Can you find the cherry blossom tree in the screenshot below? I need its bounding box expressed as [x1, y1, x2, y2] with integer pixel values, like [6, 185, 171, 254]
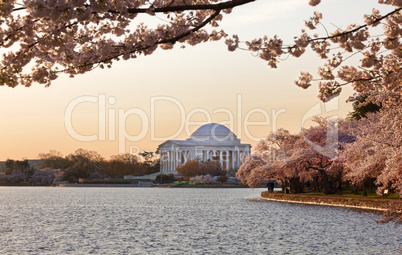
[227, 0, 402, 105]
[239, 112, 401, 221]
[190, 174, 218, 184]
[284, 118, 356, 194]
[342, 104, 402, 197]
[236, 128, 300, 190]
[0, 0, 253, 87]
[237, 120, 356, 194]
[377, 202, 402, 224]
[30, 168, 63, 185]
[1, 0, 400, 102]
[342, 104, 402, 223]
[6, 170, 27, 183]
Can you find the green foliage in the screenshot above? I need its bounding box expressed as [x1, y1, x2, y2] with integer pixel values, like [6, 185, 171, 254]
[348, 96, 381, 120]
[4, 159, 13, 175]
[139, 150, 154, 165]
[171, 181, 181, 187]
[138, 150, 160, 175]
[40, 156, 69, 170]
[101, 154, 148, 178]
[303, 186, 400, 199]
[146, 158, 160, 175]
[170, 180, 193, 187]
[39, 150, 68, 170]
[62, 149, 104, 179]
[4, 159, 34, 177]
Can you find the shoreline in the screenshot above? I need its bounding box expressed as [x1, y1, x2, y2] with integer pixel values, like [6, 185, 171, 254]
[0, 183, 249, 188]
[171, 184, 248, 188]
[261, 191, 401, 211]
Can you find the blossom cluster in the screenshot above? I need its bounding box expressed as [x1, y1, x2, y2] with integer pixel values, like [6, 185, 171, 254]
[343, 105, 402, 196]
[225, 1, 402, 104]
[0, 0, 251, 87]
[237, 106, 402, 222]
[239, 115, 399, 194]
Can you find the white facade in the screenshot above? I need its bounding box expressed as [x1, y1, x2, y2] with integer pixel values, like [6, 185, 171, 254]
[158, 123, 251, 174]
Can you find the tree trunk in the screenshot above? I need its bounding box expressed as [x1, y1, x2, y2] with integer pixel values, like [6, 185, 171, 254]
[370, 178, 374, 193]
[290, 177, 303, 194]
[313, 175, 320, 192]
[363, 179, 368, 196]
[353, 184, 359, 195]
[281, 179, 287, 193]
[317, 169, 333, 195]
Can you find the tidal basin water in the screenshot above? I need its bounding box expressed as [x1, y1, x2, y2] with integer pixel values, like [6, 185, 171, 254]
[0, 187, 401, 254]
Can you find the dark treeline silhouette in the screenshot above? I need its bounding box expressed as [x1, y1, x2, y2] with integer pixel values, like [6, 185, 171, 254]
[0, 149, 160, 185]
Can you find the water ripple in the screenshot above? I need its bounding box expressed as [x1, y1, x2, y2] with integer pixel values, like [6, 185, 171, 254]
[0, 187, 401, 254]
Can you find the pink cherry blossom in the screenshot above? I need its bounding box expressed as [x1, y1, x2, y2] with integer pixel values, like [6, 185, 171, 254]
[0, 0, 254, 87]
[309, 0, 321, 7]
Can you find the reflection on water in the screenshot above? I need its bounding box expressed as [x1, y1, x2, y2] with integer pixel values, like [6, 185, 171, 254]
[0, 187, 401, 254]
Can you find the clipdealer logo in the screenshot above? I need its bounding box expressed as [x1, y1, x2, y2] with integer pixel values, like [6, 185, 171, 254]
[64, 94, 288, 154]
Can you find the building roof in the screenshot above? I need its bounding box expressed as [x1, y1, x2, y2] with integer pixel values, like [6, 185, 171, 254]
[189, 123, 236, 141]
[159, 123, 250, 149]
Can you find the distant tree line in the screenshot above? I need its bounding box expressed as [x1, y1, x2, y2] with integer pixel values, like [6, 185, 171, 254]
[0, 159, 36, 184]
[0, 149, 160, 185]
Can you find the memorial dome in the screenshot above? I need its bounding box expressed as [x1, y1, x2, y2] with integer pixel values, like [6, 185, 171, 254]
[159, 122, 251, 173]
[190, 123, 236, 140]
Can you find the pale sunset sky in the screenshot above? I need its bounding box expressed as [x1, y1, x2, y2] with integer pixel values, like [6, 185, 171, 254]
[0, 0, 392, 160]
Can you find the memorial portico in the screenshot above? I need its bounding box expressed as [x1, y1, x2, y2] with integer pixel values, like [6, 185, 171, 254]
[158, 123, 251, 174]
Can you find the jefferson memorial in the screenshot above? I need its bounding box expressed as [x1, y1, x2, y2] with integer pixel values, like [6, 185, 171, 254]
[159, 123, 251, 174]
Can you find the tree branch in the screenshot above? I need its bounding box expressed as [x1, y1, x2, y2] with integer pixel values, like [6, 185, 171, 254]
[125, 0, 255, 14]
[61, 10, 222, 73]
[283, 7, 402, 52]
[311, 7, 402, 42]
[12, 0, 255, 13]
[359, 135, 402, 149]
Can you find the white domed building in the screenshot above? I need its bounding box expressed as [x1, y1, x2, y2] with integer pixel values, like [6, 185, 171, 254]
[158, 123, 251, 174]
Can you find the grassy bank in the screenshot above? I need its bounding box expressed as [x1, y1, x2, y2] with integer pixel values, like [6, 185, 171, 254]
[261, 191, 401, 211]
[302, 191, 400, 199]
[171, 183, 248, 188]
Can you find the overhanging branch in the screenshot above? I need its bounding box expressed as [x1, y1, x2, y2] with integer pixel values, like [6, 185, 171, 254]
[62, 10, 222, 73]
[12, 0, 255, 14]
[125, 0, 255, 14]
